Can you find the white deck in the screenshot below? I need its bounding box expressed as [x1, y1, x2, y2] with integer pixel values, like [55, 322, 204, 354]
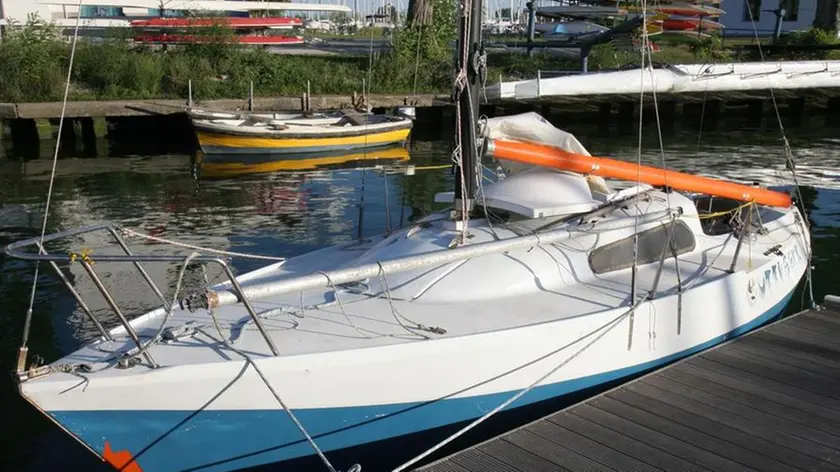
[54, 190, 797, 376]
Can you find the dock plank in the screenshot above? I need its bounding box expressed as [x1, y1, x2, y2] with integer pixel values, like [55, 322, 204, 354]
[526, 418, 660, 471]
[551, 411, 704, 471]
[503, 430, 613, 472]
[628, 381, 840, 469]
[476, 439, 567, 472]
[609, 389, 804, 472]
[418, 305, 840, 472]
[642, 375, 840, 460]
[742, 331, 840, 370]
[659, 366, 840, 436]
[573, 403, 750, 472]
[449, 448, 525, 472]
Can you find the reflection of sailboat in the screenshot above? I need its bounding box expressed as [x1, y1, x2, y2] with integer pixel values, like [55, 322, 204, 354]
[195, 144, 410, 177]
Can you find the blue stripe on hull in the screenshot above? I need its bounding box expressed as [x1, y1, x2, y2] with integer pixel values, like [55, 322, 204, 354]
[50, 292, 794, 472]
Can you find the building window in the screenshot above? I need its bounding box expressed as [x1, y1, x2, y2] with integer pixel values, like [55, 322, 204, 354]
[588, 221, 696, 275]
[782, 0, 799, 21]
[743, 0, 762, 21]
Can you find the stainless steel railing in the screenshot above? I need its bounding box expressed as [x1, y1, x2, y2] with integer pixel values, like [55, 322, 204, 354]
[6, 223, 280, 372]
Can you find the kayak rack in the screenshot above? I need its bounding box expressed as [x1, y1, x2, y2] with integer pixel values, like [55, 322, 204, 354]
[6, 223, 281, 378]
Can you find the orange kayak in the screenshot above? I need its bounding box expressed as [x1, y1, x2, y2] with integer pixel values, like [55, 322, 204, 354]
[488, 139, 793, 208]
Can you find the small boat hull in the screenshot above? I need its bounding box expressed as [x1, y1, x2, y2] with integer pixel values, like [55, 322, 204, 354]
[193, 116, 413, 155]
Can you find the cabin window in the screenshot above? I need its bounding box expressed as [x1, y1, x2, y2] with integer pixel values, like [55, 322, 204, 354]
[782, 0, 799, 21]
[588, 221, 695, 275]
[743, 0, 762, 21]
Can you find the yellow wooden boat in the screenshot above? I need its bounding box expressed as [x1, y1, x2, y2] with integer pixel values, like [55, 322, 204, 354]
[190, 110, 413, 155]
[195, 144, 410, 177]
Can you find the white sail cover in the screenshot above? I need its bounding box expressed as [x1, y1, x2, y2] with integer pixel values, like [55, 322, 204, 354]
[486, 112, 610, 197]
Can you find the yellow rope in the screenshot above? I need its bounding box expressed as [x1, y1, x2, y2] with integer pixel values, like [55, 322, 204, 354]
[68, 248, 94, 265]
[688, 201, 755, 220]
[411, 164, 452, 171]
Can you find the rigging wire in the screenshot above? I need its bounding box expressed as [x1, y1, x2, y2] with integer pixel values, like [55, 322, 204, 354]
[392, 296, 649, 472]
[117, 226, 286, 261]
[20, 0, 86, 354]
[629, 0, 649, 346]
[744, 1, 815, 308]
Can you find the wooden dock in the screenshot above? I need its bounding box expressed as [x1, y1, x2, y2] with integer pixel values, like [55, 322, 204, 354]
[418, 296, 840, 472]
[0, 94, 448, 120]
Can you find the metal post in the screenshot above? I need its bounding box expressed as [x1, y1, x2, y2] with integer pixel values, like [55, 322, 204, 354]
[773, 8, 786, 43]
[728, 224, 749, 273]
[527, 1, 536, 58]
[107, 228, 167, 305]
[188, 79, 193, 108]
[307, 80, 311, 111]
[79, 261, 157, 368]
[581, 47, 590, 73]
[216, 261, 281, 356]
[33, 242, 114, 341]
[383, 169, 391, 234]
[249, 81, 254, 112]
[48, 261, 113, 341]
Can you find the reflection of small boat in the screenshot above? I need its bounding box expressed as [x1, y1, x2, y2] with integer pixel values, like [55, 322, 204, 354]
[196, 145, 411, 177]
[190, 110, 414, 155]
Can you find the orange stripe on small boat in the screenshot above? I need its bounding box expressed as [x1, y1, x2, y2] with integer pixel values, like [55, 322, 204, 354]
[488, 139, 793, 208]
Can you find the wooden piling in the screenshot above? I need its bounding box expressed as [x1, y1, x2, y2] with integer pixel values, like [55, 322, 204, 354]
[35, 119, 53, 140]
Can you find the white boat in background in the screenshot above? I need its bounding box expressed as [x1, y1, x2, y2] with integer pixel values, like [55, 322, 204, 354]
[0, 0, 351, 30]
[486, 60, 840, 101]
[35, 0, 352, 13]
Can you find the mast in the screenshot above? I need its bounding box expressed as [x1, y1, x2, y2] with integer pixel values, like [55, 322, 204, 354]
[453, 0, 483, 214]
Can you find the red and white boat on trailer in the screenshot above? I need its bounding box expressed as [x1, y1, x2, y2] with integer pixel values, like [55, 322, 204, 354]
[130, 16, 305, 46]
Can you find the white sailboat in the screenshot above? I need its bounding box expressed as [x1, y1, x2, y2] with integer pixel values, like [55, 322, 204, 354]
[7, 0, 811, 471]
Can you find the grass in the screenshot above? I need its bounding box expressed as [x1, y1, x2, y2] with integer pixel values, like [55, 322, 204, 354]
[1, 17, 837, 103]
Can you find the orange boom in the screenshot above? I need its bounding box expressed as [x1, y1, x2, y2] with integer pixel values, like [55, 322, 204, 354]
[488, 139, 793, 208]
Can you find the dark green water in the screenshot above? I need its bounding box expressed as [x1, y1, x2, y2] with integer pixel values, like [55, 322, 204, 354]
[1, 113, 839, 471]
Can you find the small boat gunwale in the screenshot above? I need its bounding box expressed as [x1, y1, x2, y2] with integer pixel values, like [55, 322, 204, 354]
[193, 115, 412, 140]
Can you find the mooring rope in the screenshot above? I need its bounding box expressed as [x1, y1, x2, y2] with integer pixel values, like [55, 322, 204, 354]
[205, 309, 346, 472]
[391, 296, 649, 472]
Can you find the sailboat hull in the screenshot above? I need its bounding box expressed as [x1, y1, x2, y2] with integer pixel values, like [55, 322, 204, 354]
[24, 257, 804, 471]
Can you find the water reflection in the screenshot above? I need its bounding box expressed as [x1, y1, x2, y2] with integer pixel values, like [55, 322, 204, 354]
[1, 117, 839, 471]
[195, 144, 411, 178]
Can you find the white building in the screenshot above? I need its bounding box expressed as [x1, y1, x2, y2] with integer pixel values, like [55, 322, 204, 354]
[718, 0, 818, 37]
[0, 0, 352, 30]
